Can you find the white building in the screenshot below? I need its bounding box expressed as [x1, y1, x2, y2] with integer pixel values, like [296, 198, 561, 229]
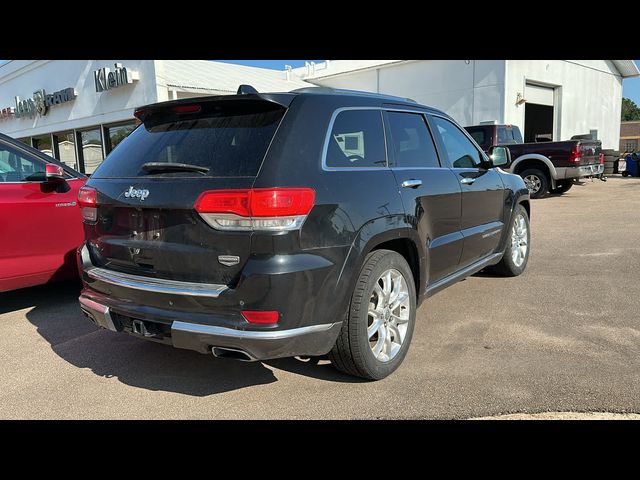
[0, 60, 311, 174]
[291, 60, 640, 149]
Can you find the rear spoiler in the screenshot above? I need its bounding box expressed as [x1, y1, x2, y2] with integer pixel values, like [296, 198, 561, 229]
[134, 88, 295, 121]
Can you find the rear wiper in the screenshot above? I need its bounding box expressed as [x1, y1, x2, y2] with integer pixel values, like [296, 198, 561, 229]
[141, 162, 209, 175]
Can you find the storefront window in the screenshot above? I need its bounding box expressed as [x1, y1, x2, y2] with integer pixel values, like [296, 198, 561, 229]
[105, 122, 137, 154]
[53, 131, 78, 171]
[79, 129, 104, 175]
[32, 134, 53, 157]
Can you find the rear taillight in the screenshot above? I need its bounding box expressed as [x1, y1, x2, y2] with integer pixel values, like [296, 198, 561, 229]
[78, 186, 98, 223]
[242, 310, 279, 324]
[599, 153, 605, 164]
[569, 145, 582, 164]
[195, 188, 315, 231]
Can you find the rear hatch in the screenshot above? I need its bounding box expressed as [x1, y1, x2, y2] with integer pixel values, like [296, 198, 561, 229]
[83, 96, 288, 286]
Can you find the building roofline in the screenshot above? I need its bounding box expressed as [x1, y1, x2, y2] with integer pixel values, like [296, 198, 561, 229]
[612, 60, 639, 78]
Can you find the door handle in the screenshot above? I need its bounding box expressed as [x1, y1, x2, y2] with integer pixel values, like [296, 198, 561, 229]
[401, 179, 422, 189]
[460, 177, 475, 185]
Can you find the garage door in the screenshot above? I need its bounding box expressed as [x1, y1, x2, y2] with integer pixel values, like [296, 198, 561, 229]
[525, 83, 554, 106]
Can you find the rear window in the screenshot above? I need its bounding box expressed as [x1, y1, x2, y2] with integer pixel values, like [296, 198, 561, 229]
[468, 129, 486, 148]
[92, 101, 285, 178]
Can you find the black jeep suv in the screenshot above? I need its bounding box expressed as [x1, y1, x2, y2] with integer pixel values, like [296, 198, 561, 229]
[77, 87, 530, 380]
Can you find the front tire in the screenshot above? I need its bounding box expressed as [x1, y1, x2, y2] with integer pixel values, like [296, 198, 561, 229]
[329, 249, 416, 380]
[520, 168, 549, 199]
[491, 204, 530, 277]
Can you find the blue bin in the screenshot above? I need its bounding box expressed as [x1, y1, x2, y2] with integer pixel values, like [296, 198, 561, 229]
[625, 154, 640, 177]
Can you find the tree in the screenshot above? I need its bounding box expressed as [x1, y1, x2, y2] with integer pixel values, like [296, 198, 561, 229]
[621, 97, 640, 121]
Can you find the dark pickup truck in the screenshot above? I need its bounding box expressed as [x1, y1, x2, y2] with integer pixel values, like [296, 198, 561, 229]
[464, 124, 603, 198]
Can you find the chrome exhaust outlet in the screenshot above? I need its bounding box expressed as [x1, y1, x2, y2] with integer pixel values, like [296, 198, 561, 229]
[211, 346, 257, 362]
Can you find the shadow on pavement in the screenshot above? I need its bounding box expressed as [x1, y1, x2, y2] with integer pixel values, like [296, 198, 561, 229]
[4, 281, 359, 396]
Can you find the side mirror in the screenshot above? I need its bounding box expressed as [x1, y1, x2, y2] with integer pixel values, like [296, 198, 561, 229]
[488, 145, 511, 167]
[45, 163, 65, 182]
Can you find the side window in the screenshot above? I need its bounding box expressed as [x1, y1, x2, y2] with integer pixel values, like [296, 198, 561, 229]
[0, 144, 46, 183]
[468, 129, 486, 148]
[385, 111, 440, 168]
[325, 110, 386, 168]
[429, 116, 484, 169]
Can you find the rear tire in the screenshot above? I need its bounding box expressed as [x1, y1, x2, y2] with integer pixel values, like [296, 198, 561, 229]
[520, 168, 549, 199]
[550, 180, 573, 194]
[329, 249, 416, 380]
[491, 204, 530, 277]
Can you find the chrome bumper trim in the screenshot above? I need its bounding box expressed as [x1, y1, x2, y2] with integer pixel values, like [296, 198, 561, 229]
[86, 266, 229, 298]
[171, 321, 337, 340]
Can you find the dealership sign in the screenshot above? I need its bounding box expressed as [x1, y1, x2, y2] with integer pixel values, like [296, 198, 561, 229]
[8, 87, 77, 119]
[94, 63, 139, 93]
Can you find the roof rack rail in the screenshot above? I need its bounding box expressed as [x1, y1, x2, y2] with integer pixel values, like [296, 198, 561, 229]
[291, 86, 417, 103]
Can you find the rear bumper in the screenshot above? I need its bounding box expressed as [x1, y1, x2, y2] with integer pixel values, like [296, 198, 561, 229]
[79, 292, 342, 360]
[556, 164, 604, 179]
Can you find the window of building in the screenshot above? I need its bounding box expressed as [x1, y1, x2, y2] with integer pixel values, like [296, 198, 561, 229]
[0, 143, 46, 182]
[78, 128, 104, 175]
[429, 116, 484, 169]
[325, 110, 386, 168]
[624, 139, 638, 152]
[53, 131, 78, 171]
[32, 134, 54, 157]
[104, 122, 138, 155]
[385, 111, 440, 168]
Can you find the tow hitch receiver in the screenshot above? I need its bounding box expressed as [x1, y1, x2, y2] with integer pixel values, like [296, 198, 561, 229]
[132, 319, 153, 337]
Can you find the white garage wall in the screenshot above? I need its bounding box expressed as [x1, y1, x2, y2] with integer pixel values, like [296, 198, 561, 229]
[504, 60, 623, 149]
[307, 60, 506, 127]
[0, 60, 160, 139]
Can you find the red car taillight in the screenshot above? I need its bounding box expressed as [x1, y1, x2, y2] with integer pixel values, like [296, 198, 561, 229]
[195, 188, 315, 231]
[599, 153, 605, 164]
[78, 186, 98, 223]
[569, 145, 582, 164]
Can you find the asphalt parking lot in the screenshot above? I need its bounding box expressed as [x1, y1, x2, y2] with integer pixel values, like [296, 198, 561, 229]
[1, 176, 639, 419]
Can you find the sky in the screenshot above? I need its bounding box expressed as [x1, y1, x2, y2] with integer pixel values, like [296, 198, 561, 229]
[215, 60, 323, 70]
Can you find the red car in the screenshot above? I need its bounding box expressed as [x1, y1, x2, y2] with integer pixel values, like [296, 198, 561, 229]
[0, 133, 87, 292]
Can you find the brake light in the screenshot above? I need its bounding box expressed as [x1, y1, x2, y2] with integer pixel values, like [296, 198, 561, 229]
[172, 104, 201, 114]
[242, 311, 279, 324]
[195, 188, 315, 231]
[569, 145, 582, 164]
[78, 186, 98, 223]
[599, 153, 604, 164]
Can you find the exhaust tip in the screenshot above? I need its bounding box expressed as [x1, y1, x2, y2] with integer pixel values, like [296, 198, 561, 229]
[211, 346, 256, 362]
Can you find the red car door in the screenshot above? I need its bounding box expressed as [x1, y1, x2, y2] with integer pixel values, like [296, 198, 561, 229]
[0, 141, 86, 292]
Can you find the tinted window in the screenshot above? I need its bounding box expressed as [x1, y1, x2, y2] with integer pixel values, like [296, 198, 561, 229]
[93, 102, 285, 178]
[0, 143, 46, 182]
[469, 129, 486, 147]
[385, 112, 440, 168]
[326, 110, 386, 168]
[430, 116, 484, 169]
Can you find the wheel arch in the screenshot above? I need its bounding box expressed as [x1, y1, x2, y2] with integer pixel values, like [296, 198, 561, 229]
[511, 154, 557, 180]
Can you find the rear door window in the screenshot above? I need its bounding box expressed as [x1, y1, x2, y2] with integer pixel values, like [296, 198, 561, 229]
[497, 126, 519, 144]
[92, 101, 286, 178]
[325, 110, 386, 168]
[385, 111, 440, 168]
